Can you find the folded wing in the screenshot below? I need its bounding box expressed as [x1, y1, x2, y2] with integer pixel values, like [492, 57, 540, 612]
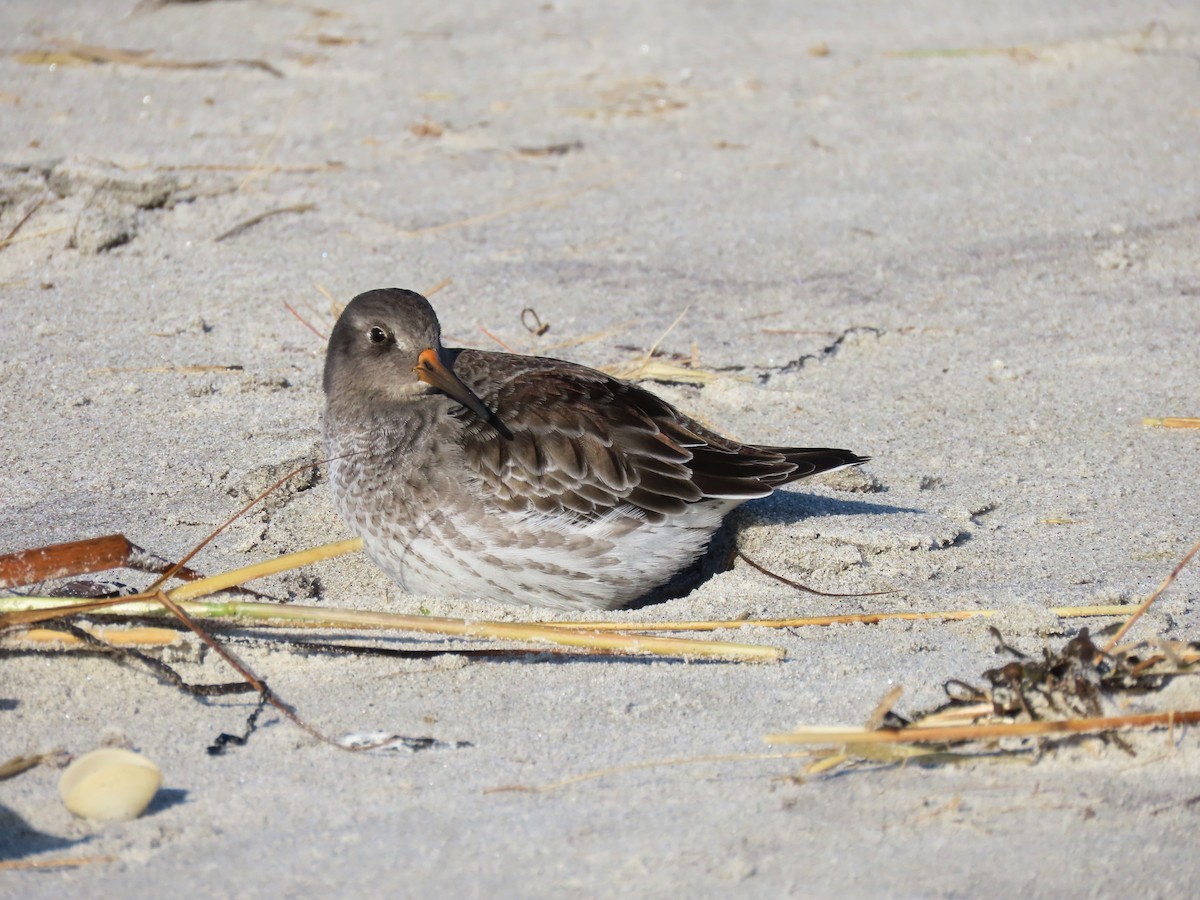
[449, 351, 865, 522]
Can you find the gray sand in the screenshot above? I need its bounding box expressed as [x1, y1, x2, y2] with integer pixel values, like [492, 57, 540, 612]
[2, 1, 1198, 895]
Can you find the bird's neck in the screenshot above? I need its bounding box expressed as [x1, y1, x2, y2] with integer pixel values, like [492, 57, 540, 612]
[323, 395, 449, 461]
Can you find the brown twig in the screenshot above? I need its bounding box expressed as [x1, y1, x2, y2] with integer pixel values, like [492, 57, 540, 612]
[1102, 534, 1200, 653]
[1, 199, 44, 247]
[148, 588, 333, 744]
[760, 328, 839, 337]
[144, 461, 327, 596]
[0, 225, 70, 251]
[29, 37, 285, 77]
[214, 203, 315, 242]
[0, 754, 47, 780]
[88, 365, 244, 375]
[737, 550, 895, 598]
[283, 300, 328, 341]
[521, 307, 550, 336]
[479, 325, 517, 352]
[153, 162, 342, 174]
[516, 141, 583, 157]
[3, 620, 253, 697]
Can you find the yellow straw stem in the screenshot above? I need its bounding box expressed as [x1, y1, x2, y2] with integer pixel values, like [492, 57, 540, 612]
[13, 626, 182, 647]
[165, 538, 364, 600]
[2, 596, 781, 662]
[764, 709, 1200, 745]
[545, 605, 1140, 632]
[1142, 417, 1200, 428]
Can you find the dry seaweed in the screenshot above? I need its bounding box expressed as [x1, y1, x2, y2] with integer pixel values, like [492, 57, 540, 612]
[765, 626, 1200, 766]
[15, 37, 284, 77]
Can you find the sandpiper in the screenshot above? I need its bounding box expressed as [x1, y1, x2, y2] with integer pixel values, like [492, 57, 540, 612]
[322, 288, 866, 610]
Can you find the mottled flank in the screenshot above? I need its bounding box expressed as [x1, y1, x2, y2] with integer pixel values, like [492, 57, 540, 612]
[322, 288, 866, 610]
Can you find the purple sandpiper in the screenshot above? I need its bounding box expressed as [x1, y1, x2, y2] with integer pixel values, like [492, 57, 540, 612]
[323, 288, 866, 610]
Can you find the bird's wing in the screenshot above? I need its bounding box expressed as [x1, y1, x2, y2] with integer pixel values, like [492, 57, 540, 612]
[448, 352, 803, 521]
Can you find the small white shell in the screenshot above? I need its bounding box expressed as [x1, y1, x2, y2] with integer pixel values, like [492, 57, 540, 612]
[59, 748, 163, 821]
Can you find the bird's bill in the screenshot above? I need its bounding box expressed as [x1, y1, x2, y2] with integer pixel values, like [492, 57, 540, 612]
[414, 348, 496, 424]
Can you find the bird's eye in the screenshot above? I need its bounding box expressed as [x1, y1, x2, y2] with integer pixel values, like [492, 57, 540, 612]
[368, 326, 390, 345]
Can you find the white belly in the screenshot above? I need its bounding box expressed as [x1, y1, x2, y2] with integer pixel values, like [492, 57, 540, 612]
[357, 499, 738, 611]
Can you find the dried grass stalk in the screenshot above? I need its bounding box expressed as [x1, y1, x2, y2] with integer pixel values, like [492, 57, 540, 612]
[764, 709, 1200, 746]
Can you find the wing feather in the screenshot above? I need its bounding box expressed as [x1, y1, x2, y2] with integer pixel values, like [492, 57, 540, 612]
[447, 350, 862, 522]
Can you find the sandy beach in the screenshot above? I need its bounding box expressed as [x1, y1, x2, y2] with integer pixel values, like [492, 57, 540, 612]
[2, 1, 1199, 895]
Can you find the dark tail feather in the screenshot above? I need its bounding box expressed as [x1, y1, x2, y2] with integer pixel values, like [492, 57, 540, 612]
[766, 447, 868, 485]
